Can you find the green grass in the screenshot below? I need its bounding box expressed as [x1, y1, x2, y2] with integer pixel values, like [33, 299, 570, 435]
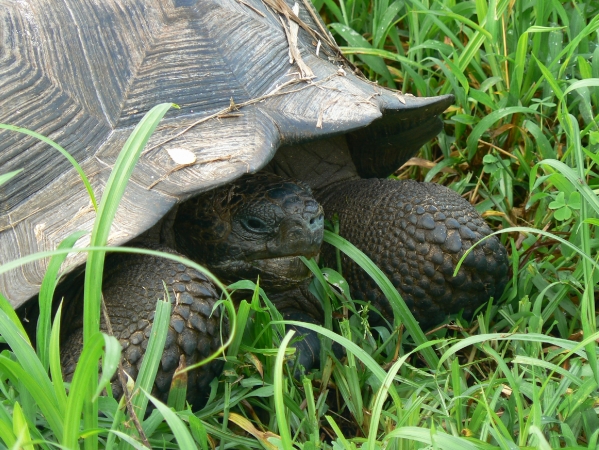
[1, 0, 599, 448]
[0, 105, 237, 449]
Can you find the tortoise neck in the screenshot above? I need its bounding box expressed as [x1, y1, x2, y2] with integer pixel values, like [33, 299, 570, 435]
[264, 135, 360, 194]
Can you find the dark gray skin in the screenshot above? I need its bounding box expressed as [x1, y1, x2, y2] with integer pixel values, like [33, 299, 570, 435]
[62, 165, 508, 408]
[318, 179, 506, 327]
[173, 173, 324, 295]
[60, 247, 225, 404]
[61, 173, 325, 405]
[266, 135, 508, 329]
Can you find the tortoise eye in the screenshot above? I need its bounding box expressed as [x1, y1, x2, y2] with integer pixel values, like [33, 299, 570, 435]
[242, 217, 270, 233]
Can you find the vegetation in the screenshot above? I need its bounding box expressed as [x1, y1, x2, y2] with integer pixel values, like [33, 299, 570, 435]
[1, 0, 599, 448]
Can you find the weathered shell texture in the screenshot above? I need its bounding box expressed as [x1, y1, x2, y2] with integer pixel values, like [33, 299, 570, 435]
[0, 0, 451, 309]
[60, 246, 224, 405]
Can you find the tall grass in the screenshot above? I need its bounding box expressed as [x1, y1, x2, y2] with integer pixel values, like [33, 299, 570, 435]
[0, 105, 236, 449]
[1, 0, 598, 448]
[307, 0, 599, 448]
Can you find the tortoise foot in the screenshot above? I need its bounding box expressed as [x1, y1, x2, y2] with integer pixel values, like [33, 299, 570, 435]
[61, 246, 226, 408]
[318, 178, 509, 329]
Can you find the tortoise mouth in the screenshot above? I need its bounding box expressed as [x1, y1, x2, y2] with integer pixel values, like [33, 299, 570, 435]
[211, 252, 319, 291]
[249, 253, 318, 280]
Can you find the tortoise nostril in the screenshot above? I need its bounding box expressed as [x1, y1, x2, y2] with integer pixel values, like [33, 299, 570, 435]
[308, 214, 324, 227]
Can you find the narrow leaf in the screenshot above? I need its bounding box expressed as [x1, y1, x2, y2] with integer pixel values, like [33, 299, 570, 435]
[0, 169, 23, 187]
[144, 390, 197, 449]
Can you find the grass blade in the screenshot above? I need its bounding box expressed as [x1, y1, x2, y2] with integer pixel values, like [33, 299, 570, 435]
[438, 331, 599, 367]
[81, 103, 173, 450]
[330, 23, 396, 87]
[278, 320, 403, 408]
[166, 365, 188, 412]
[0, 356, 62, 441]
[130, 298, 171, 417]
[323, 230, 439, 368]
[466, 106, 537, 159]
[107, 431, 150, 450]
[63, 333, 111, 449]
[385, 426, 485, 449]
[273, 330, 297, 449]
[12, 402, 34, 450]
[367, 339, 442, 450]
[0, 418, 17, 448]
[0, 293, 30, 344]
[0, 124, 97, 210]
[49, 303, 67, 414]
[0, 169, 23, 187]
[0, 301, 61, 438]
[144, 390, 196, 449]
[94, 334, 121, 401]
[83, 103, 173, 345]
[37, 230, 87, 371]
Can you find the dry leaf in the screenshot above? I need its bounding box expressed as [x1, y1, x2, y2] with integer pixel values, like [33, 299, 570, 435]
[316, 98, 339, 129]
[263, 0, 337, 52]
[288, 3, 300, 63]
[170, 355, 188, 389]
[282, 2, 314, 79]
[166, 148, 197, 165]
[398, 157, 457, 173]
[235, 0, 266, 17]
[123, 370, 135, 395]
[482, 210, 507, 218]
[227, 412, 280, 449]
[245, 352, 264, 379]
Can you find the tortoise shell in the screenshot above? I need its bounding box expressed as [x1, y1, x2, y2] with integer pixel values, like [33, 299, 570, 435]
[0, 0, 452, 308]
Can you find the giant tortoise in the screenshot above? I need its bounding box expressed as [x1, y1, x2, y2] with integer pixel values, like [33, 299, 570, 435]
[0, 0, 508, 405]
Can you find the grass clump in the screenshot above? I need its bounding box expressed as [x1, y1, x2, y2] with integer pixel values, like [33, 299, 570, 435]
[308, 0, 599, 448]
[0, 105, 236, 449]
[1, 0, 599, 449]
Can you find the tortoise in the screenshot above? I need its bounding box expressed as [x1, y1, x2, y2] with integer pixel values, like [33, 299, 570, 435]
[0, 0, 508, 405]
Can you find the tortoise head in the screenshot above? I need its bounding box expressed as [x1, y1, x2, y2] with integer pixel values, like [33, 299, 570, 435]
[173, 173, 324, 291]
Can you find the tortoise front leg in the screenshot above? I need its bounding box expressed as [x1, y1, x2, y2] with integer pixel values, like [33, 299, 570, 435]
[61, 246, 226, 408]
[317, 178, 509, 330]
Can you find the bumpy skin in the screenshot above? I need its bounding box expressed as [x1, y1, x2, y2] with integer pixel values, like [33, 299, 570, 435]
[174, 173, 326, 368]
[318, 179, 508, 328]
[174, 173, 324, 296]
[62, 174, 324, 406]
[61, 246, 224, 406]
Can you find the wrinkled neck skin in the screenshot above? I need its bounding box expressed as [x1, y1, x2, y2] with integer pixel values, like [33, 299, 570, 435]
[264, 135, 360, 200]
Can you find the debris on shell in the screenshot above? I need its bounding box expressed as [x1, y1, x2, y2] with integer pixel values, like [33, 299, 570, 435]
[34, 223, 46, 242]
[166, 148, 197, 165]
[235, 0, 266, 17]
[278, 2, 315, 79]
